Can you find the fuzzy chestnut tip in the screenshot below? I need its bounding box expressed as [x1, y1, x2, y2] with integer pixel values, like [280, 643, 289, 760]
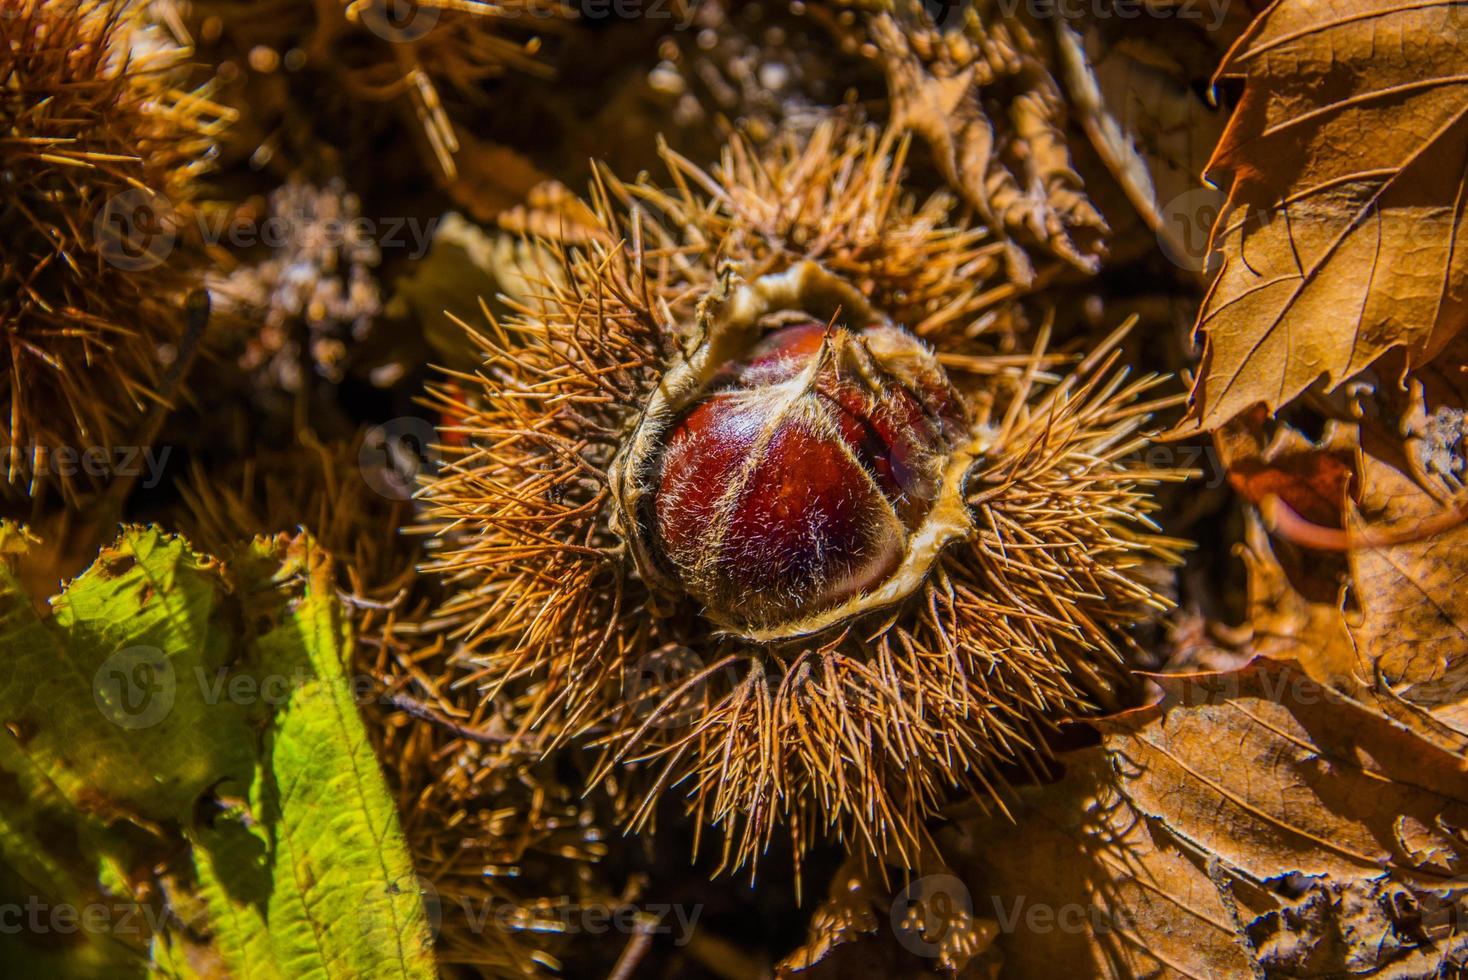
[651, 320, 963, 631]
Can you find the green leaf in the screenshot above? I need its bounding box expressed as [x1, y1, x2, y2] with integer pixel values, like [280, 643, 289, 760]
[188, 534, 435, 979]
[0, 525, 249, 976]
[0, 524, 436, 979]
[0, 525, 256, 825]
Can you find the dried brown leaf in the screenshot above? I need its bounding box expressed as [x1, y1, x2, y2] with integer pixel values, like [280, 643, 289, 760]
[1241, 513, 1362, 687]
[1345, 445, 1468, 712]
[930, 661, 1468, 977]
[1218, 349, 1468, 749]
[1056, 21, 1226, 271]
[777, 858, 998, 978]
[870, 10, 1108, 283]
[1184, 0, 1468, 431]
[1216, 409, 1357, 529]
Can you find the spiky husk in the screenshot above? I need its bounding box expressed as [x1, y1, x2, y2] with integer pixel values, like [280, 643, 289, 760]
[359, 617, 620, 978]
[185, 0, 567, 179]
[842, 0, 1111, 281]
[174, 433, 416, 600]
[603, 122, 1007, 340]
[417, 123, 1184, 873]
[0, 0, 226, 499]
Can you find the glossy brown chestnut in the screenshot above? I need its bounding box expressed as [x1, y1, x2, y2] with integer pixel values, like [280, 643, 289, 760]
[652, 320, 962, 631]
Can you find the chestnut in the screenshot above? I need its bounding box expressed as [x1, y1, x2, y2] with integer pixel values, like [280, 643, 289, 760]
[652, 321, 962, 631]
[605, 262, 984, 641]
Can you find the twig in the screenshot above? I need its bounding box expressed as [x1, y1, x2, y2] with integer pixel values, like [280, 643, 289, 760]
[379, 691, 516, 746]
[605, 919, 655, 980]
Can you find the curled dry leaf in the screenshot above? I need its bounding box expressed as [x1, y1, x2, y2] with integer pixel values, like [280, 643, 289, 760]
[869, 8, 1108, 283]
[1185, 0, 1468, 432]
[1394, 334, 1468, 496]
[1217, 341, 1468, 752]
[1334, 336, 1468, 716]
[1214, 408, 1357, 529]
[777, 856, 998, 978]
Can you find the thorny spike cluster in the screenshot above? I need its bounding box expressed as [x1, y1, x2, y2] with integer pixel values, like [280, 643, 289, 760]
[834, 0, 1112, 281]
[185, 0, 566, 179]
[418, 123, 1186, 875]
[0, 0, 227, 499]
[175, 434, 416, 602]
